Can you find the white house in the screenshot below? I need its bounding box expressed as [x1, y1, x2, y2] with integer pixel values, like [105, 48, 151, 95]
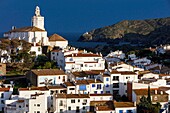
[114, 102, 136, 113]
[48, 34, 68, 48]
[64, 53, 105, 72]
[26, 69, 68, 87]
[30, 42, 42, 56]
[0, 87, 13, 112]
[5, 93, 48, 113]
[106, 50, 125, 60]
[53, 94, 90, 113]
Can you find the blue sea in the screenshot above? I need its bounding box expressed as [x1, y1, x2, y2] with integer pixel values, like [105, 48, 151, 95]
[49, 32, 108, 48]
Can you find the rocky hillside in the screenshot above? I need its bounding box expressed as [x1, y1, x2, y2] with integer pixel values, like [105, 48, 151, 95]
[78, 17, 170, 45]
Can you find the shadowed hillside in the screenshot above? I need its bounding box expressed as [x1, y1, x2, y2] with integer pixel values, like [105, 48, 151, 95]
[78, 17, 170, 45]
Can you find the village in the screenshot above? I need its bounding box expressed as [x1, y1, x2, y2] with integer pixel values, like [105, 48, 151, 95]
[0, 6, 170, 113]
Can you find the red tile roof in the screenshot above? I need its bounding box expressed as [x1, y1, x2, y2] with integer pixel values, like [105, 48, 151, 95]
[19, 87, 49, 91]
[48, 34, 67, 41]
[114, 102, 135, 108]
[56, 94, 90, 98]
[6, 26, 45, 33]
[31, 69, 66, 76]
[0, 88, 10, 92]
[64, 82, 75, 86]
[133, 89, 168, 95]
[65, 53, 101, 57]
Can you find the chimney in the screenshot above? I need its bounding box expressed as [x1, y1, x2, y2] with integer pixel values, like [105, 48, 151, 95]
[155, 90, 157, 94]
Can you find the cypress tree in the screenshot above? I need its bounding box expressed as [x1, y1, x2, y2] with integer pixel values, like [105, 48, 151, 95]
[147, 85, 152, 104]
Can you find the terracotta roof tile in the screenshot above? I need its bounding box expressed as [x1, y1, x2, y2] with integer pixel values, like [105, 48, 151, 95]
[114, 102, 135, 108]
[56, 94, 90, 98]
[49, 34, 67, 41]
[19, 87, 49, 91]
[17, 100, 24, 103]
[65, 53, 101, 57]
[31, 69, 66, 76]
[64, 82, 75, 86]
[76, 79, 103, 85]
[0, 88, 10, 92]
[134, 89, 168, 95]
[120, 71, 137, 75]
[6, 26, 45, 33]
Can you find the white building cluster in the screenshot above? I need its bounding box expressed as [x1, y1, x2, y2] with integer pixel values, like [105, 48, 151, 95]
[1, 5, 170, 113]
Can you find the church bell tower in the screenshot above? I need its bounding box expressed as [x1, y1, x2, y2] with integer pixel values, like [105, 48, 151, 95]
[32, 6, 45, 30]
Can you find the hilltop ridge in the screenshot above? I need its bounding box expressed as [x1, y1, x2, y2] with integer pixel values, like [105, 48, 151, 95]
[78, 17, 170, 45]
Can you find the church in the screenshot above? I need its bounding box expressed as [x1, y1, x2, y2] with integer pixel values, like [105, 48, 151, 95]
[4, 6, 68, 48]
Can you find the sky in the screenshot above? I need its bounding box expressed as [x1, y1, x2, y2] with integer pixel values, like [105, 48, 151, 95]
[1, 0, 170, 35]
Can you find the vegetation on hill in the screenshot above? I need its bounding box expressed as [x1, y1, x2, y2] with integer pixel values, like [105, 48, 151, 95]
[0, 39, 34, 74]
[78, 17, 170, 46]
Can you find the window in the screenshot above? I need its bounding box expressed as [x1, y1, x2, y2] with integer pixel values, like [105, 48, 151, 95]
[92, 84, 95, 87]
[79, 85, 87, 91]
[106, 78, 109, 81]
[1, 94, 4, 98]
[60, 109, 63, 113]
[112, 76, 119, 80]
[37, 111, 40, 113]
[83, 106, 86, 110]
[126, 76, 130, 79]
[53, 56, 55, 60]
[78, 99, 80, 102]
[106, 84, 109, 87]
[69, 88, 75, 90]
[63, 76, 65, 82]
[97, 84, 101, 89]
[113, 90, 119, 95]
[81, 64, 83, 67]
[119, 110, 123, 113]
[1, 100, 4, 104]
[37, 104, 40, 107]
[59, 76, 60, 79]
[52, 52, 55, 54]
[19, 105, 21, 108]
[26, 104, 29, 107]
[113, 83, 119, 88]
[106, 91, 110, 94]
[59, 101, 63, 106]
[94, 91, 97, 94]
[57, 53, 58, 56]
[38, 47, 41, 51]
[101, 91, 103, 94]
[71, 99, 75, 103]
[50, 91, 54, 95]
[76, 107, 80, 112]
[68, 106, 71, 110]
[127, 110, 132, 113]
[124, 83, 126, 85]
[34, 104, 36, 106]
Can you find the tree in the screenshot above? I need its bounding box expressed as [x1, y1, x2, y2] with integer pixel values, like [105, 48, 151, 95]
[147, 85, 151, 104]
[43, 61, 52, 69]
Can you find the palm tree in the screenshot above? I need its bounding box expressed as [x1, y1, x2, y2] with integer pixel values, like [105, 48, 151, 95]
[40, 78, 53, 87]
